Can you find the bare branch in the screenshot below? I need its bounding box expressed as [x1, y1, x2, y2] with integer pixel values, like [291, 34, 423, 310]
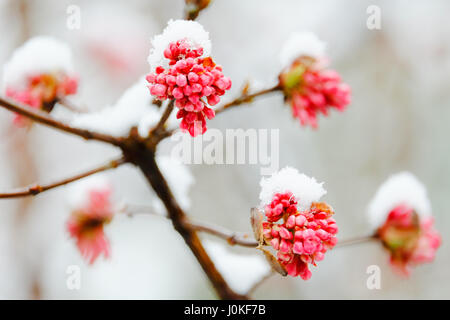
[57, 97, 89, 113]
[188, 220, 258, 247]
[151, 100, 174, 134]
[335, 234, 378, 248]
[162, 84, 282, 138]
[214, 84, 281, 115]
[247, 270, 274, 296]
[122, 141, 248, 299]
[0, 156, 126, 199]
[122, 204, 258, 247]
[0, 96, 122, 146]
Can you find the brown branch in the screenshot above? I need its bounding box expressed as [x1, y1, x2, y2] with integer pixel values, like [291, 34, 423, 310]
[184, 0, 211, 20]
[0, 96, 122, 146]
[162, 84, 282, 138]
[336, 234, 378, 248]
[57, 97, 89, 113]
[0, 157, 126, 199]
[122, 140, 247, 299]
[247, 270, 274, 297]
[214, 84, 281, 115]
[189, 220, 258, 248]
[122, 206, 259, 248]
[151, 100, 174, 134]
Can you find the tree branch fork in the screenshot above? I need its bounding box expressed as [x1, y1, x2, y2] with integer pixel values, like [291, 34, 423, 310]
[0, 80, 376, 299]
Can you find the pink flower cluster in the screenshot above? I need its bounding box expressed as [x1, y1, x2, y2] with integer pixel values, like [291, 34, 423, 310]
[6, 73, 78, 126]
[262, 193, 338, 280]
[378, 204, 441, 276]
[280, 58, 351, 128]
[66, 188, 113, 265]
[146, 40, 231, 137]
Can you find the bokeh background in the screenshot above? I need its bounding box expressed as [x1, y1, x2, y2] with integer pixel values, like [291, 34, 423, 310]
[0, 0, 449, 299]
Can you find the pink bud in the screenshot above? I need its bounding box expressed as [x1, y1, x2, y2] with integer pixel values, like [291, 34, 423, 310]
[146, 74, 156, 83]
[286, 215, 296, 228]
[176, 74, 187, 87]
[166, 75, 177, 86]
[188, 72, 199, 83]
[150, 84, 167, 96]
[192, 83, 203, 93]
[314, 252, 324, 261]
[280, 239, 292, 254]
[185, 102, 194, 112]
[271, 238, 280, 250]
[279, 227, 293, 240]
[326, 224, 338, 234]
[316, 229, 331, 241]
[202, 86, 214, 97]
[293, 241, 304, 255]
[207, 94, 220, 106]
[183, 85, 193, 96]
[203, 107, 215, 120]
[295, 215, 307, 227]
[172, 87, 184, 99]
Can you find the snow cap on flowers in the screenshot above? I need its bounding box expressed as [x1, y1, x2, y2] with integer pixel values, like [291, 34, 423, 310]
[279, 32, 326, 70]
[71, 77, 177, 138]
[368, 172, 431, 229]
[147, 19, 211, 72]
[2, 36, 75, 92]
[259, 167, 326, 212]
[67, 175, 114, 209]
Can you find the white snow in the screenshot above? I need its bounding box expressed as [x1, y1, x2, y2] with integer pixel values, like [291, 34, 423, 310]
[147, 19, 211, 72]
[279, 32, 326, 69]
[203, 240, 270, 294]
[67, 174, 114, 210]
[2, 36, 75, 92]
[367, 172, 432, 229]
[70, 77, 177, 138]
[259, 167, 326, 212]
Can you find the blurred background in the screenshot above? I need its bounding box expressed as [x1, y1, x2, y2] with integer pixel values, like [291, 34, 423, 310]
[0, 0, 449, 299]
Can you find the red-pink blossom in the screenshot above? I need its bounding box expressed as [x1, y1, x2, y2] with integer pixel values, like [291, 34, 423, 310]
[262, 193, 338, 280]
[279, 57, 351, 128]
[6, 72, 78, 126]
[377, 204, 441, 276]
[146, 40, 231, 137]
[66, 187, 114, 265]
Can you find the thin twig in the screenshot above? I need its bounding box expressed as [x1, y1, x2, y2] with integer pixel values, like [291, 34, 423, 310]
[0, 156, 126, 199]
[214, 84, 281, 115]
[162, 84, 282, 138]
[247, 270, 274, 296]
[189, 220, 258, 247]
[151, 100, 174, 134]
[57, 97, 89, 113]
[0, 96, 122, 146]
[336, 234, 378, 248]
[122, 204, 258, 248]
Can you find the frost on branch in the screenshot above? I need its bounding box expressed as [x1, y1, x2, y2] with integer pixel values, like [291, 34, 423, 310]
[66, 176, 116, 265]
[368, 172, 441, 275]
[146, 19, 231, 137]
[257, 167, 337, 280]
[278, 32, 351, 128]
[71, 77, 177, 138]
[2, 36, 78, 126]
